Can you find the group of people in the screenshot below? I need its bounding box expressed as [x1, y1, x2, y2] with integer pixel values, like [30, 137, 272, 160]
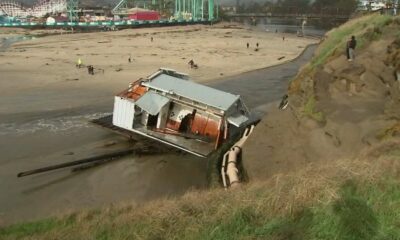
[87, 65, 95, 75]
[247, 42, 260, 49]
[76, 58, 95, 75]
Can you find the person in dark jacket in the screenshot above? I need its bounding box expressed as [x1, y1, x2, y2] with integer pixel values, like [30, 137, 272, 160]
[347, 36, 357, 61]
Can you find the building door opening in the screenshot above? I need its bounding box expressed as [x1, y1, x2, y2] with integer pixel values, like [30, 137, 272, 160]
[147, 114, 159, 127]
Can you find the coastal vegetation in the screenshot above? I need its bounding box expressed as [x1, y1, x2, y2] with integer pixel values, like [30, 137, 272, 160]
[1, 149, 399, 239]
[236, 0, 358, 15]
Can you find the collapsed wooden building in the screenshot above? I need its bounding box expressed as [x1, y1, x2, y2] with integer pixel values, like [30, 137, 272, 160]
[100, 68, 258, 157]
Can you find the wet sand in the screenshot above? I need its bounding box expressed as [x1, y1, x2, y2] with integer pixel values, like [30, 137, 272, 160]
[0, 24, 317, 225]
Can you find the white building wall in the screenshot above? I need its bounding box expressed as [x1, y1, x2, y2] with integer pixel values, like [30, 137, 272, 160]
[112, 97, 135, 130]
[169, 103, 193, 123]
[157, 103, 170, 129]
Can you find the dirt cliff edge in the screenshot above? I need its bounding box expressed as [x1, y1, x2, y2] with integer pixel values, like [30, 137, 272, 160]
[244, 14, 400, 181]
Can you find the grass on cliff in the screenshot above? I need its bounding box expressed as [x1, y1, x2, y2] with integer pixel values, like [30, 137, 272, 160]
[310, 13, 393, 69]
[303, 95, 325, 122]
[289, 13, 395, 94]
[1, 142, 400, 240]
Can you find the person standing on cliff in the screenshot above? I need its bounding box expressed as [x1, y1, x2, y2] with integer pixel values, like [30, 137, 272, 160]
[347, 36, 357, 61]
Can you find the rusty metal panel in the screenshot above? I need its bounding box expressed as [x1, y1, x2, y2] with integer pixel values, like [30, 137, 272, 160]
[191, 114, 208, 135]
[166, 119, 180, 131]
[128, 85, 147, 100]
[191, 114, 220, 139]
[202, 116, 220, 139]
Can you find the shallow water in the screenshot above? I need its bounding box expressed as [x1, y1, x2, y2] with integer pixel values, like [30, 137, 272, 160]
[0, 35, 36, 52]
[0, 112, 111, 136]
[211, 44, 317, 110]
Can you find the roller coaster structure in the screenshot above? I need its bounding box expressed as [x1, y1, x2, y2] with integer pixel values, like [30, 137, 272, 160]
[0, 0, 217, 24]
[0, 0, 67, 17]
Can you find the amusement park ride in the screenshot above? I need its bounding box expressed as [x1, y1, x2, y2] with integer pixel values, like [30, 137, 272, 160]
[0, 0, 216, 22]
[112, 0, 215, 20]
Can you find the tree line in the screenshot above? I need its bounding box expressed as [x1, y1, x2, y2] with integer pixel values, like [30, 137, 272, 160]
[236, 0, 358, 15]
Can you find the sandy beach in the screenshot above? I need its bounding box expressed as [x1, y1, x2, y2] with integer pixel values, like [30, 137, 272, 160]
[0, 23, 317, 225]
[0, 24, 317, 113]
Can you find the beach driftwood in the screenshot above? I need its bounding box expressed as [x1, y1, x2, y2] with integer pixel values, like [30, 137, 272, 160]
[17, 149, 136, 178]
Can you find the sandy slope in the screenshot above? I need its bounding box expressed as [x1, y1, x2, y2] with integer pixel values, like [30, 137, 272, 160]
[243, 16, 400, 182]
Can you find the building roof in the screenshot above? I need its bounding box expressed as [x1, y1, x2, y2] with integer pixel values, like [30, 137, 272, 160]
[135, 91, 170, 116]
[142, 74, 240, 111]
[227, 113, 249, 127]
[127, 7, 151, 13]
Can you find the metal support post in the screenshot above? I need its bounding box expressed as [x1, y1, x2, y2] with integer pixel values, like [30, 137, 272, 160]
[208, 0, 214, 20]
[67, 0, 79, 22]
[201, 0, 204, 19]
[216, 0, 218, 19]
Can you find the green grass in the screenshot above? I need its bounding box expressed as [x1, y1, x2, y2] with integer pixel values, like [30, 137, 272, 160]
[303, 95, 325, 122]
[290, 13, 394, 118]
[389, 149, 400, 156]
[1, 155, 400, 240]
[310, 14, 393, 69]
[0, 218, 71, 239]
[290, 14, 393, 94]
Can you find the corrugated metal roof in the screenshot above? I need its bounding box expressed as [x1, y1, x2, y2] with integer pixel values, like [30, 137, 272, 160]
[135, 91, 170, 115]
[143, 74, 240, 111]
[227, 113, 249, 127]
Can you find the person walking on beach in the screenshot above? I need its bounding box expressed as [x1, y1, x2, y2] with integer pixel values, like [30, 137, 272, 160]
[151, 37, 154, 42]
[347, 36, 357, 61]
[128, 56, 131, 63]
[256, 42, 259, 48]
[188, 59, 198, 69]
[87, 65, 94, 75]
[247, 42, 249, 48]
[76, 58, 82, 68]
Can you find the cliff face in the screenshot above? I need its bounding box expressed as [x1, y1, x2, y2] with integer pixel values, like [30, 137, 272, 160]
[243, 14, 400, 181]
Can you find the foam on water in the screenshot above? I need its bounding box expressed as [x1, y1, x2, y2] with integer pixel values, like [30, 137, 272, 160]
[0, 112, 111, 135]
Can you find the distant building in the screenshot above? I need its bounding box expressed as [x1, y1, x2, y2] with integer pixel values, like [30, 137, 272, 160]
[221, 6, 237, 14]
[127, 8, 160, 21]
[357, 0, 390, 11]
